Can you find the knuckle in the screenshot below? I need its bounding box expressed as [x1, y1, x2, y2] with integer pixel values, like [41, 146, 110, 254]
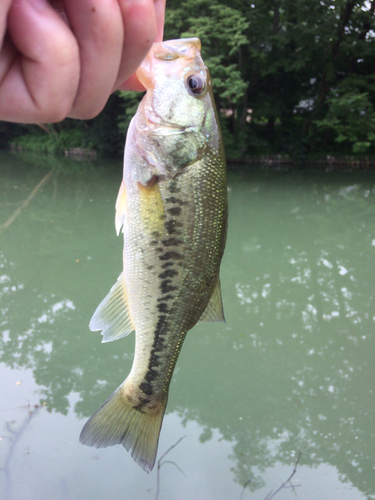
[38, 98, 73, 123]
[69, 101, 107, 121]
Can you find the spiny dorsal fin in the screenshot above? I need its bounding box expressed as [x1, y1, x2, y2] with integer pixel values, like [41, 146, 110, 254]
[115, 180, 127, 235]
[198, 277, 225, 324]
[89, 272, 134, 343]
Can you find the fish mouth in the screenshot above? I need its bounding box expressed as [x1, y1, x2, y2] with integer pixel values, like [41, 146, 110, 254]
[142, 107, 201, 136]
[148, 122, 196, 136]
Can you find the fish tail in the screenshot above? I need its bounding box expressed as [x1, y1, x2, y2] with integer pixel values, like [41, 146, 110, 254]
[79, 384, 167, 473]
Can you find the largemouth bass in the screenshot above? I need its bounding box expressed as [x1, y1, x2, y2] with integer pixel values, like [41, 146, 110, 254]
[79, 38, 228, 473]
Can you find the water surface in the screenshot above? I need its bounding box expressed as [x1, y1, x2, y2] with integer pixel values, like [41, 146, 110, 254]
[1, 152, 374, 500]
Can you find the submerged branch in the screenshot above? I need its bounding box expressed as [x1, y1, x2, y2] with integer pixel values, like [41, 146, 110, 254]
[155, 436, 186, 500]
[239, 479, 252, 500]
[263, 452, 302, 500]
[0, 404, 44, 500]
[0, 170, 53, 235]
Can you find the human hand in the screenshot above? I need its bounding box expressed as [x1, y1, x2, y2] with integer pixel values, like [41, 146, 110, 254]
[0, 0, 165, 123]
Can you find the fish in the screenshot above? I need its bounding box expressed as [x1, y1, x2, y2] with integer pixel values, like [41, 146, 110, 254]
[79, 38, 228, 473]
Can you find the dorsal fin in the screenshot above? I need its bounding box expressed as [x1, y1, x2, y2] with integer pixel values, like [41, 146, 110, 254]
[198, 277, 225, 324]
[89, 272, 135, 343]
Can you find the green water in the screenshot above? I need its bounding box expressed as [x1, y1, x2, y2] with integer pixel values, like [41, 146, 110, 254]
[0, 151, 374, 500]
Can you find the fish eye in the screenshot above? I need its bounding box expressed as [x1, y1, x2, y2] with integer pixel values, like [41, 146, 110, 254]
[186, 74, 206, 97]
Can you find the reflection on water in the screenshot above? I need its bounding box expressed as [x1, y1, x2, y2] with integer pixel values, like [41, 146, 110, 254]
[0, 152, 375, 499]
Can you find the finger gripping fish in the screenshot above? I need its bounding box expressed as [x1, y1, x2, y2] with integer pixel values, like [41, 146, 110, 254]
[79, 38, 228, 473]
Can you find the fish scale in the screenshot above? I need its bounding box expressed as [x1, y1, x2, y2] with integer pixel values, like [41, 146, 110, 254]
[80, 38, 227, 473]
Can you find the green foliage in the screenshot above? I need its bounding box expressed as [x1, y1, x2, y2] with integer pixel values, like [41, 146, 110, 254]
[2, 0, 375, 160]
[314, 75, 375, 153]
[0, 121, 27, 148]
[117, 90, 144, 136]
[82, 92, 125, 156]
[166, 1, 249, 104]
[165, 0, 249, 156]
[316, 91, 375, 153]
[9, 93, 126, 157]
[13, 127, 89, 154]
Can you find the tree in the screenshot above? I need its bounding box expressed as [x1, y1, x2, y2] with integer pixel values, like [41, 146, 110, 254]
[164, 0, 250, 157]
[3, 0, 375, 160]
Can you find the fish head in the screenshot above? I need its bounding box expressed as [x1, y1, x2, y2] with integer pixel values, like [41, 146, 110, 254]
[135, 38, 220, 180]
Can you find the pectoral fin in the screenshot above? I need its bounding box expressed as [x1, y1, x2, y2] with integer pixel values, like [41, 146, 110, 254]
[115, 180, 127, 235]
[90, 272, 135, 342]
[138, 178, 165, 236]
[198, 277, 225, 324]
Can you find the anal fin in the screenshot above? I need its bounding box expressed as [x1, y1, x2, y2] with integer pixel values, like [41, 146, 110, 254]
[89, 272, 134, 342]
[198, 277, 225, 324]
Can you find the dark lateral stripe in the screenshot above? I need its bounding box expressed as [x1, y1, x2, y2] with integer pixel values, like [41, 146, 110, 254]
[168, 182, 180, 193]
[137, 314, 169, 401]
[155, 314, 167, 332]
[165, 220, 182, 235]
[165, 197, 185, 205]
[167, 207, 181, 216]
[150, 354, 160, 367]
[162, 238, 182, 247]
[153, 343, 165, 353]
[134, 396, 150, 412]
[157, 293, 174, 301]
[159, 251, 182, 261]
[158, 269, 178, 279]
[157, 302, 169, 313]
[161, 262, 174, 268]
[145, 368, 158, 382]
[139, 381, 153, 396]
[160, 279, 178, 294]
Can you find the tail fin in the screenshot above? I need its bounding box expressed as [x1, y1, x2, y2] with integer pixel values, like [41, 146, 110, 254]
[79, 384, 167, 473]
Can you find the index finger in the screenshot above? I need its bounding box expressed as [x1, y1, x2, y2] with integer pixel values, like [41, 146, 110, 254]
[116, 0, 165, 92]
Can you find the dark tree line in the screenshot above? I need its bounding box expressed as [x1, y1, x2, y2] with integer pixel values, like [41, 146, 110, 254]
[1, 0, 375, 160]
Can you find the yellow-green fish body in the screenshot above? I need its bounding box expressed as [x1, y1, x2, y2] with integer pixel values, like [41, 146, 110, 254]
[80, 38, 227, 473]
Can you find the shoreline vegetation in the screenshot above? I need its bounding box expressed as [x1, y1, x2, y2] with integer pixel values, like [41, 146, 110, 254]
[2, 1, 375, 165]
[10, 142, 98, 161]
[229, 154, 375, 169]
[6, 144, 375, 171]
